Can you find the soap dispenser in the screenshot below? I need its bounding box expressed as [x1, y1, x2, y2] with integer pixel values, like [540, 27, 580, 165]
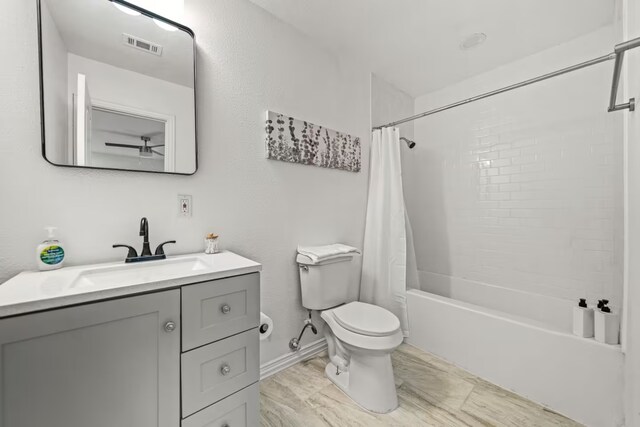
[572, 298, 594, 338]
[594, 300, 620, 345]
[36, 227, 65, 271]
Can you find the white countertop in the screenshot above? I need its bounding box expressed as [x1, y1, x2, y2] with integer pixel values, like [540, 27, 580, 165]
[0, 251, 261, 318]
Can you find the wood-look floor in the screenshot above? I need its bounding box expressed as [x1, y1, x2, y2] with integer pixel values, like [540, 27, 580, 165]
[260, 343, 583, 427]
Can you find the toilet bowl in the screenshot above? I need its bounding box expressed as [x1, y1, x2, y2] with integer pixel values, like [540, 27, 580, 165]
[321, 301, 403, 413]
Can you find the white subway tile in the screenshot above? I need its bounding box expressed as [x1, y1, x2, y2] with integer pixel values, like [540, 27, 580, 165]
[490, 175, 511, 184]
[500, 166, 522, 175]
[491, 158, 512, 168]
[409, 46, 623, 308]
[500, 149, 521, 159]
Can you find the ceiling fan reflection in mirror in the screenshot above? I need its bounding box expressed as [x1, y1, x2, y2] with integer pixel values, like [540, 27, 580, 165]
[105, 135, 165, 157]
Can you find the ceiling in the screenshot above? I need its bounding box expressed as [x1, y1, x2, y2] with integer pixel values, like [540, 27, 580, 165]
[249, 0, 617, 97]
[44, 0, 194, 87]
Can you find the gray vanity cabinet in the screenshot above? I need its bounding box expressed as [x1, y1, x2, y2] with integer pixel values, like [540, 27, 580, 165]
[0, 272, 261, 427]
[0, 290, 181, 427]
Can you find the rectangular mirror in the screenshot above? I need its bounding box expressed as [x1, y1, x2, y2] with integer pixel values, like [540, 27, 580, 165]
[38, 0, 197, 174]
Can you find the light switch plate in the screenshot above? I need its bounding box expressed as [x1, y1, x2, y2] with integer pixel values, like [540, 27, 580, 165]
[178, 194, 192, 217]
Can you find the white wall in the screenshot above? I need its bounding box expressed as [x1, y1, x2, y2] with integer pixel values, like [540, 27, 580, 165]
[67, 53, 196, 173]
[371, 74, 414, 139]
[409, 26, 624, 311]
[0, 0, 371, 365]
[40, 0, 68, 165]
[623, 0, 640, 424]
[370, 74, 417, 202]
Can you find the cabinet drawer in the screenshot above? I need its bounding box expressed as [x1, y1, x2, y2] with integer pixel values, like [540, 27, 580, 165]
[182, 273, 259, 351]
[182, 329, 259, 417]
[182, 383, 259, 427]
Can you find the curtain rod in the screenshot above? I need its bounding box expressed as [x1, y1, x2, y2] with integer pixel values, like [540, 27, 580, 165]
[373, 36, 640, 131]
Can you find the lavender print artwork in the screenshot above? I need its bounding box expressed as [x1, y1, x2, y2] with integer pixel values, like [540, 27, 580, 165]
[265, 111, 361, 172]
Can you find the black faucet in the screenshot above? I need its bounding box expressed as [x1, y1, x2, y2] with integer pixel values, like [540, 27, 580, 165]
[140, 217, 152, 257]
[113, 217, 176, 263]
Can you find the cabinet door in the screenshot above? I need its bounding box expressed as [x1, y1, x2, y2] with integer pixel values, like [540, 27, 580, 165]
[0, 290, 180, 427]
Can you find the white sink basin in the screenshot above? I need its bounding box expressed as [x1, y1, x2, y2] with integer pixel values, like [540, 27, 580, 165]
[71, 257, 210, 289]
[0, 251, 262, 318]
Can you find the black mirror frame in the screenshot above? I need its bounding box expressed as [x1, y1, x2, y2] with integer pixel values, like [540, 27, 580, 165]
[36, 0, 198, 175]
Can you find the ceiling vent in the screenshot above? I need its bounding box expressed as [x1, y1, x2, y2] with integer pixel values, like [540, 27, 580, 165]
[122, 33, 163, 56]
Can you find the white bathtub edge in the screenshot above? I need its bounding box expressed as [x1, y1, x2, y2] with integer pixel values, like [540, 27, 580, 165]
[406, 288, 624, 427]
[407, 289, 622, 352]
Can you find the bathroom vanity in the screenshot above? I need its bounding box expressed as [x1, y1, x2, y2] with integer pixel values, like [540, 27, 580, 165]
[0, 251, 261, 427]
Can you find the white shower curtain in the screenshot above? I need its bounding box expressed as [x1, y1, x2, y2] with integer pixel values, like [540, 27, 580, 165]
[360, 127, 415, 336]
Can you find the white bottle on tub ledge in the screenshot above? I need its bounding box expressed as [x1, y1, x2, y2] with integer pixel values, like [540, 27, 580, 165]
[572, 298, 594, 338]
[594, 300, 620, 345]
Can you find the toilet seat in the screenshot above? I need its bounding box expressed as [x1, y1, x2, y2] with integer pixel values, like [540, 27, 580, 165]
[321, 303, 403, 352]
[332, 302, 400, 337]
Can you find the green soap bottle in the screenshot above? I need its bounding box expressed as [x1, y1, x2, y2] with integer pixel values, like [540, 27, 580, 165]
[36, 227, 65, 271]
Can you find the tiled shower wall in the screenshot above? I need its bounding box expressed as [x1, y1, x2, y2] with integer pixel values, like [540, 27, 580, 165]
[409, 26, 624, 308]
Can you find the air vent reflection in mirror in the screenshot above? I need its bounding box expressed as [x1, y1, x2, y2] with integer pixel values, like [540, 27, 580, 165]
[122, 33, 163, 56]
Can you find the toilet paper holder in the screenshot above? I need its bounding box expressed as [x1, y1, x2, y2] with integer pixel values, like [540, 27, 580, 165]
[260, 312, 274, 341]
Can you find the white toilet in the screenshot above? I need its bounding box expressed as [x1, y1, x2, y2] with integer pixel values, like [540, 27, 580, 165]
[297, 251, 403, 413]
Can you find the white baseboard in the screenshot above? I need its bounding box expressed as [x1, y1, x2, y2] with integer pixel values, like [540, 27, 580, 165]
[260, 338, 327, 380]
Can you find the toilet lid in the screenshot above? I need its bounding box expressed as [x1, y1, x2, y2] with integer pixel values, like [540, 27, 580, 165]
[332, 302, 400, 337]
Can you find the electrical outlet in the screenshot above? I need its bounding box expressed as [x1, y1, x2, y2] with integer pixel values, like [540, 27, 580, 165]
[178, 195, 192, 217]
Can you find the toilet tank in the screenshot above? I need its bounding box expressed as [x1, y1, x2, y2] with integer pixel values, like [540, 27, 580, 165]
[297, 254, 355, 310]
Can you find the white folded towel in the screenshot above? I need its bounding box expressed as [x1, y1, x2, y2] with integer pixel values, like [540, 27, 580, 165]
[297, 244, 360, 263]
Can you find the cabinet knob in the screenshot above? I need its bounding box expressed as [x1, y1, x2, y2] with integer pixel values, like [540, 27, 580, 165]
[221, 304, 231, 314]
[164, 321, 176, 333]
[220, 363, 231, 376]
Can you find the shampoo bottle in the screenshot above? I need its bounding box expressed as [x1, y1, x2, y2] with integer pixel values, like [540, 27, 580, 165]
[36, 227, 65, 271]
[572, 298, 594, 338]
[594, 300, 620, 345]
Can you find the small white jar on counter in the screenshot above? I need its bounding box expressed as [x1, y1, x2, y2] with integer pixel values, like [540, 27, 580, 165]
[205, 233, 220, 254]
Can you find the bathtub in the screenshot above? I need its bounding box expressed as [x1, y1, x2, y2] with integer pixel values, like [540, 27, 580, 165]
[406, 287, 624, 427]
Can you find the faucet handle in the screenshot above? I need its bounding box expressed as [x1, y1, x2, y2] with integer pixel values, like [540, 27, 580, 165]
[113, 244, 138, 259]
[155, 240, 176, 256]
